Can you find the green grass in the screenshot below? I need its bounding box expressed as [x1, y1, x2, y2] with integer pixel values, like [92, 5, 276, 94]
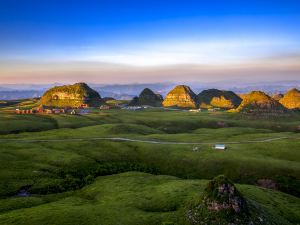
[0, 172, 299, 225]
[1, 109, 300, 135]
[0, 108, 299, 224]
[0, 124, 299, 197]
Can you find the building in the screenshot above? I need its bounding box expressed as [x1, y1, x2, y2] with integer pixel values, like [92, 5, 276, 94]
[100, 105, 111, 110]
[15, 109, 36, 114]
[79, 104, 89, 108]
[214, 144, 226, 150]
[189, 109, 201, 112]
[44, 109, 53, 114]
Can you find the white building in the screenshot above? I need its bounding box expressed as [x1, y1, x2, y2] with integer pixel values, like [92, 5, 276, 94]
[214, 144, 226, 150]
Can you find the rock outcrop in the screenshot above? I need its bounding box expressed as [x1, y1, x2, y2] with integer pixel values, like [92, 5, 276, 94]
[128, 88, 163, 106]
[234, 91, 288, 114]
[39, 83, 103, 107]
[198, 89, 242, 109]
[162, 85, 198, 108]
[185, 175, 279, 225]
[279, 88, 300, 109]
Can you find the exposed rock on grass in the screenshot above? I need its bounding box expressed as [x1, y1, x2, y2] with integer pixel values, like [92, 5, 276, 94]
[185, 175, 280, 225]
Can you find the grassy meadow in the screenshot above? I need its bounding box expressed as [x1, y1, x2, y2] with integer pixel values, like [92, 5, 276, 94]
[0, 106, 299, 224]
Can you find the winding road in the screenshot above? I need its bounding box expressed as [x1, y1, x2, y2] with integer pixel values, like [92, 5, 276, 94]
[0, 136, 295, 145]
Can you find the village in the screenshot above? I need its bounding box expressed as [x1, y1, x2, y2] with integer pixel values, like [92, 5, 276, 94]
[15, 104, 90, 115]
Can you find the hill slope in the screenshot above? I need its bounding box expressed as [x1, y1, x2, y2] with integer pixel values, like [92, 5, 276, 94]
[272, 93, 284, 101]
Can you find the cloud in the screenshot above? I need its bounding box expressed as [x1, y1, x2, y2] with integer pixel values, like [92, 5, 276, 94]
[49, 36, 297, 68]
[0, 51, 299, 84]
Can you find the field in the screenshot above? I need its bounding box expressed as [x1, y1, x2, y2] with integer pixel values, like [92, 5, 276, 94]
[0, 106, 299, 224]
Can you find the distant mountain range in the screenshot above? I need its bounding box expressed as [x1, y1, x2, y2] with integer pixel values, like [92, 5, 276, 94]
[0, 80, 299, 100]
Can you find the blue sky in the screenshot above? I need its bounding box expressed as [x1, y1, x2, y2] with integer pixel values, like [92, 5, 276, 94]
[0, 0, 299, 83]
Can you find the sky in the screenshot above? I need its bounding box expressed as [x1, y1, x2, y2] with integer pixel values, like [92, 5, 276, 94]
[0, 0, 299, 84]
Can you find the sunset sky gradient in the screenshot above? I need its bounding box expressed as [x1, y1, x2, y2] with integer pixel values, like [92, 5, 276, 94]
[0, 0, 299, 84]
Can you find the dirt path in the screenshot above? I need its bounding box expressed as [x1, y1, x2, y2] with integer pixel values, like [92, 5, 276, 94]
[0, 136, 294, 145]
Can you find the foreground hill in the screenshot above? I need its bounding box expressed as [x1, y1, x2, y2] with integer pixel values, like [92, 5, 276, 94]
[162, 85, 198, 108]
[234, 91, 288, 114]
[129, 88, 163, 106]
[198, 89, 242, 109]
[0, 172, 298, 225]
[39, 83, 103, 107]
[279, 88, 300, 110]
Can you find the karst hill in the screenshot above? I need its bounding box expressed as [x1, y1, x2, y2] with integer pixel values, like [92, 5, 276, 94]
[162, 85, 198, 108]
[279, 88, 300, 110]
[234, 91, 288, 114]
[39, 83, 103, 107]
[198, 89, 242, 109]
[129, 88, 163, 107]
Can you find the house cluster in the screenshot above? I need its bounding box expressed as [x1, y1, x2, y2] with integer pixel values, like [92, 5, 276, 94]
[122, 106, 148, 111]
[208, 108, 221, 112]
[189, 109, 202, 112]
[187, 107, 221, 113]
[15, 105, 88, 115]
[99, 104, 121, 110]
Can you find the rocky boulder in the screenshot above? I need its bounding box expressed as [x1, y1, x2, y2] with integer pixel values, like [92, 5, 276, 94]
[198, 89, 242, 109]
[162, 85, 198, 108]
[279, 88, 300, 109]
[39, 83, 103, 107]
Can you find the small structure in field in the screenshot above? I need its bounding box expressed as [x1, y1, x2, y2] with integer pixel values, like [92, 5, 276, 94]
[122, 106, 144, 111]
[192, 146, 199, 151]
[79, 104, 89, 108]
[15, 109, 36, 114]
[189, 109, 201, 112]
[100, 104, 111, 110]
[208, 108, 221, 112]
[214, 144, 226, 150]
